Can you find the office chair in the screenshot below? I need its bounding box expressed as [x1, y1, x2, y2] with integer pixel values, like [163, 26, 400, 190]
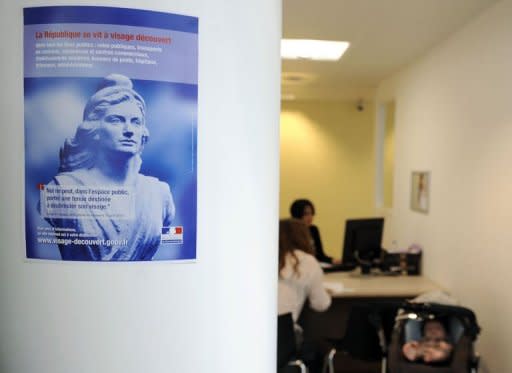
[323, 302, 399, 373]
[278, 313, 308, 373]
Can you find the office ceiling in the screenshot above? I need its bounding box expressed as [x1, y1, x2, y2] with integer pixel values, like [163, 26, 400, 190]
[282, 0, 498, 101]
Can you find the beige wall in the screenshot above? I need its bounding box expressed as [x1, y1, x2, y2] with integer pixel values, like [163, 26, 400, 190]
[280, 100, 377, 259]
[376, 1, 512, 371]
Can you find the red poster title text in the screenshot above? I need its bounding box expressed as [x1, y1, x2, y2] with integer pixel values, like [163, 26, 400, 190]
[35, 30, 172, 44]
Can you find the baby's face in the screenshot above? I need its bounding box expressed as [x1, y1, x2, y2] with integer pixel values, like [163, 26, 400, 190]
[424, 321, 446, 341]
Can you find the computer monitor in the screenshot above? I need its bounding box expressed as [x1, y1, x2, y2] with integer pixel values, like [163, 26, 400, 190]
[341, 218, 384, 265]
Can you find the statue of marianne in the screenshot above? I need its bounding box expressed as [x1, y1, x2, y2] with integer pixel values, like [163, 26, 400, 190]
[43, 74, 175, 261]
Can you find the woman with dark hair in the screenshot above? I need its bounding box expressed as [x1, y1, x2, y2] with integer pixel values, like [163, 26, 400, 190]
[290, 199, 341, 264]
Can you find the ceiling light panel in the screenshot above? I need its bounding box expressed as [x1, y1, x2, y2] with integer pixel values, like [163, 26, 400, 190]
[281, 39, 350, 61]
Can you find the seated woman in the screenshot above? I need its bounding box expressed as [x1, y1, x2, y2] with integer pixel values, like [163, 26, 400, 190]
[290, 199, 341, 264]
[402, 320, 454, 364]
[278, 218, 331, 322]
[278, 218, 332, 373]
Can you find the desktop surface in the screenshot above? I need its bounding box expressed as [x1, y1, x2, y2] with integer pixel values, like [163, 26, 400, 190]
[301, 269, 445, 351]
[323, 269, 443, 298]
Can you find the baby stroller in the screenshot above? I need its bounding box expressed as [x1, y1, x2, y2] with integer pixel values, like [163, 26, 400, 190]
[386, 302, 481, 373]
[323, 301, 480, 373]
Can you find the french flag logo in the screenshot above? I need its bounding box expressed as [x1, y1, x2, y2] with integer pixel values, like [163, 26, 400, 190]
[161, 226, 184, 244]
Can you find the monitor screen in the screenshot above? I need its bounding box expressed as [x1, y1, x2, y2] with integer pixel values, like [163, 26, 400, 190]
[341, 218, 384, 264]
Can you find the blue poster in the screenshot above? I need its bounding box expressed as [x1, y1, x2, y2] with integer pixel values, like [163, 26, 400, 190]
[24, 6, 198, 261]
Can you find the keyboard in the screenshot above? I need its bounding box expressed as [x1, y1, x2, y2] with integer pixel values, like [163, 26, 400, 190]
[322, 262, 358, 273]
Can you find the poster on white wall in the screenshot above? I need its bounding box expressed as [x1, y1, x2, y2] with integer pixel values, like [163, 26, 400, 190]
[23, 6, 198, 261]
[410, 171, 429, 214]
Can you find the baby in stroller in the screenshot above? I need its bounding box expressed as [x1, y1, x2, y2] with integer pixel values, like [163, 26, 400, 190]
[388, 302, 481, 373]
[321, 299, 480, 373]
[402, 319, 453, 363]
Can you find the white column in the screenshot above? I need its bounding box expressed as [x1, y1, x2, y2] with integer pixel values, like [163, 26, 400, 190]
[0, 1, 281, 373]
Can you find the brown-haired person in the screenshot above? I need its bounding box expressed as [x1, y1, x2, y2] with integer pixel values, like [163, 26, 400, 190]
[278, 218, 331, 321]
[278, 218, 331, 373]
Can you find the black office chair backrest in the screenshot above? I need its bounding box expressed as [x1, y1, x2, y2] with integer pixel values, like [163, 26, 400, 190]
[339, 302, 400, 361]
[339, 304, 381, 361]
[277, 312, 297, 369]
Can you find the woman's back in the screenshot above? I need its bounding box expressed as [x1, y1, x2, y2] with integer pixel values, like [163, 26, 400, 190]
[278, 249, 331, 322]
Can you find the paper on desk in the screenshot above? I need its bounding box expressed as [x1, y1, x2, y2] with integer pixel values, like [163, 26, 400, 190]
[323, 281, 348, 294]
[319, 262, 333, 269]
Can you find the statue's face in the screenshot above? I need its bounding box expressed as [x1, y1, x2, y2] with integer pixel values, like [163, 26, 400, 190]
[97, 100, 145, 155]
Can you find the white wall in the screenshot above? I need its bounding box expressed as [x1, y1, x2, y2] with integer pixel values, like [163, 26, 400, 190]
[0, 1, 281, 373]
[377, 1, 512, 371]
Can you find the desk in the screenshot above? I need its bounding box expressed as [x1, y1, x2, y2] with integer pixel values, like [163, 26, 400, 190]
[300, 270, 444, 342]
[323, 270, 443, 298]
[301, 272, 445, 372]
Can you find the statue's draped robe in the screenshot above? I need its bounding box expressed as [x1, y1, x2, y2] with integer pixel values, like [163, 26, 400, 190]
[44, 172, 175, 261]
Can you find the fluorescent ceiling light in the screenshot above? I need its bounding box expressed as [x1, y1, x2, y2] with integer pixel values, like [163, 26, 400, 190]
[281, 39, 350, 61]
